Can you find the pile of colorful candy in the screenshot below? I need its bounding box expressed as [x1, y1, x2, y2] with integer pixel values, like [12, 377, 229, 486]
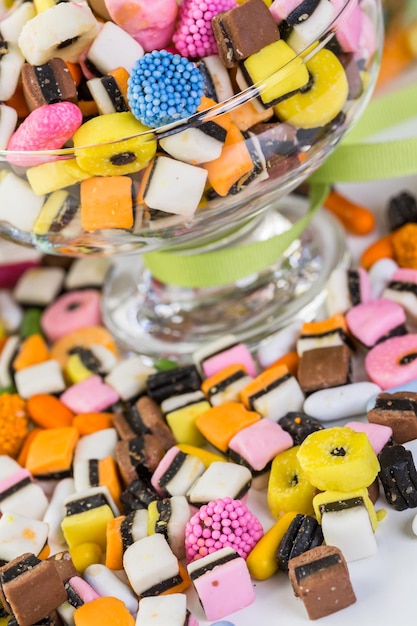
[0, 188, 416, 623]
[0, 0, 382, 253]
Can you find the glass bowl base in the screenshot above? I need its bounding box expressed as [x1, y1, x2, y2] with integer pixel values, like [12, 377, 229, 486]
[102, 195, 349, 362]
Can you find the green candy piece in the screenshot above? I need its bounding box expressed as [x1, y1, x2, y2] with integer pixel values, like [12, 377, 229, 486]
[0, 386, 17, 395]
[154, 358, 178, 371]
[20, 308, 43, 338]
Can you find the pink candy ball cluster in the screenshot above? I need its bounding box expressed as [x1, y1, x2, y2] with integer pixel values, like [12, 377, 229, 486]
[173, 0, 237, 59]
[185, 496, 264, 562]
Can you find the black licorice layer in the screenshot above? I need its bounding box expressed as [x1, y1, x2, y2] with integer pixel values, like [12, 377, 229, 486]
[100, 76, 129, 112]
[189, 550, 239, 581]
[246, 373, 291, 410]
[387, 281, 417, 296]
[347, 269, 361, 306]
[65, 582, 84, 608]
[88, 459, 100, 488]
[154, 499, 172, 542]
[33, 62, 62, 102]
[147, 365, 201, 404]
[208, 368, 247, 397]
[140, 573, 184, 598]
[294, 553, 342, 583]
[319, 496, 364, 514]
[65, 493, 109, 516]
[121, 512, 135, 551]
[0, 476, 32, 502]
[286, 0, 321, 24]
[374, 397, 417, 413]
[0, 554, 40, 585]
[158, 451, 187, 489]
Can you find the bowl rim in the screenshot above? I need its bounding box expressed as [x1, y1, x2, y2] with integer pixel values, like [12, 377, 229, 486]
[0, 0, 370, 156]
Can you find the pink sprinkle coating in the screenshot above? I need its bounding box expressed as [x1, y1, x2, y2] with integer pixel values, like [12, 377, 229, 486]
[185, 496, 263, 562]
[173, 0, 237, 59]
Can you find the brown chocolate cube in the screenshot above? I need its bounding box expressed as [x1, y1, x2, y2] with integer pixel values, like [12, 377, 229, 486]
[297, 344, 352, 394]
[367, 391, 417, 444]
[288, 545, 356, 620]
[0, 554, 67, 626]
[116, 433, 165, 486]
[212, 0, 280, 67]
[21, 58, 78, 112]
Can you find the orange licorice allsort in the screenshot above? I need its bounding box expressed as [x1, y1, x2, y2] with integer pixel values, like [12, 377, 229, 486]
[27, 393, 74, 429]
[360, 233, 395, 269]
[265, 350, 300, 377]
[324, 189, 376, 235]
[72, 412, 114, 435]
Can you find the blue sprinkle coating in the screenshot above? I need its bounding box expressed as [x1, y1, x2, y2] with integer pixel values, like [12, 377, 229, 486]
[127, 50, 205, 128]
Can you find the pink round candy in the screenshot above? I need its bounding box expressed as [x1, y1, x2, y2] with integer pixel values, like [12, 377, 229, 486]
[365, 334, 417, 390]
[185, 497, 263, 563]
[104, 0, 178, 51]
[41, 289, 102, 343]
[7, 102, 83, 153]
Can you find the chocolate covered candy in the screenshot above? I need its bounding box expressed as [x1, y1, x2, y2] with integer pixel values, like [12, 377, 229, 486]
[288, 545, 356, 620]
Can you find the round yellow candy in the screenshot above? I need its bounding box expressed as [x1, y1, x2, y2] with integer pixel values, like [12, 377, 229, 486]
[274, 48, 349, 129]
[70, 542, 103, 574]
[267, 445, 315, 518]
[73, 112, 157, 176]
[296, 426, 380, 492]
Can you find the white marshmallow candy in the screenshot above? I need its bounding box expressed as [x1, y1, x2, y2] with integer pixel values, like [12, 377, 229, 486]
[86, 21, 144, 75]
[186, 461, 252, 506]
[0, 171, 44, 232]
[0, 290, 23, 334]
[18, 2, 100, 65]
[141, 156, 208, 218]
[0, 510, 49, 561]
[0, 2, 36, 43]
[0, 42, 25, 101]
[320, 499, 377, 562]
[135, 594, 191, 626]
[123, 533, 180, 597]
[0, 335, 19, 387]
[105, 355, 155, 401]
[64, 257, 111, 290]
[73, 428, 119, 464]
[13, 266, 65, 306]
[0, 103, 18, 149]
[15, 359, 66, 398]
[287, 0, 336, 53]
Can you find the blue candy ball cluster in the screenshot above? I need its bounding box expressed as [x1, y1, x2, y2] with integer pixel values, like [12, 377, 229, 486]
[127, 50, 205, 128]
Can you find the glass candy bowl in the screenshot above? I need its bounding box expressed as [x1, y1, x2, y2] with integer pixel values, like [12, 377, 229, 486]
[0, 0, 383, 359]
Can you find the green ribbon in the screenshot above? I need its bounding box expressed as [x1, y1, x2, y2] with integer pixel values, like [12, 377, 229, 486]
[143, 81, 417, 288]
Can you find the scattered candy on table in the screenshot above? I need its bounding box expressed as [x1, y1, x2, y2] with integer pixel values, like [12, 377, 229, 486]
[0, 187, 416, 622]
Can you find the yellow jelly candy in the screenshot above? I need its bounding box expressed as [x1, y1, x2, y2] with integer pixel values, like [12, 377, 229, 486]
[296, 426, 380, 492]
[73, 112, 157, 176]
[165, 400, 210, 447]
[70, 542, 103, 574]
[274, 48, 349, 129]
[267, 445, 315, 518]
[27, 158, 90, 195]
[242, 39, 309, 107]
[246, 511, 298, 580]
